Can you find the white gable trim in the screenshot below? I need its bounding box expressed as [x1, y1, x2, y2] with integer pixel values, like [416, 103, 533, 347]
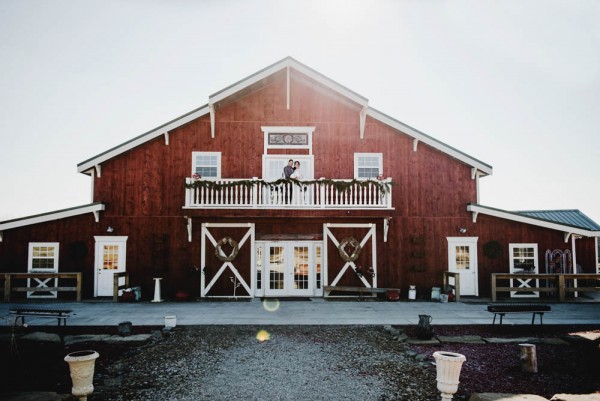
[368, 108, 493, 176]
[0, 203, 105, 232]
[77, 106, 210, 174]
[467, 203, 600, 238]
[209, 57, 369, 108]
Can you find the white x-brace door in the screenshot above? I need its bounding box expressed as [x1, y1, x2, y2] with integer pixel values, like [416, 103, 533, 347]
[323, 223, 377, 291]
[201, 223, 255, 298]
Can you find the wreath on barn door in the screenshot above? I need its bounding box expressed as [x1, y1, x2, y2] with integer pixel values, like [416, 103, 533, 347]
[338, 236, 362, 262]
[215, 237, 239, 262]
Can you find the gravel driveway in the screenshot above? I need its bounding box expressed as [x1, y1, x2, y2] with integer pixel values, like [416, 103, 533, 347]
[94, 326, 439, 401]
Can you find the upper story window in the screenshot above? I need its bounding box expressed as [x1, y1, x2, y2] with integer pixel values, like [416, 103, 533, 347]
[354, 153, 383, 179]
[28, 242, 59, 272]
[192, 152, 221, 178]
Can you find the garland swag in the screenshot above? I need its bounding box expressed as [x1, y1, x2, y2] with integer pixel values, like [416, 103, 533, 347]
[185, 178, 393, 194]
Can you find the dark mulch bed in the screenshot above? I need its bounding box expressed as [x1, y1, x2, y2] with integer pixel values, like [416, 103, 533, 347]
[405, 324, 600, 399]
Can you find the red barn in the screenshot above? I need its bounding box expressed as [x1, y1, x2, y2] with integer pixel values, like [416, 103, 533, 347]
[1, 57, 599, 300]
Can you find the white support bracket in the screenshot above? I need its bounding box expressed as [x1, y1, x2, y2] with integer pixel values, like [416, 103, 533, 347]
[564, 232, 572, 243]
[413, 138, 419, 152]
[186, 217, 192, 242]
[164, 131, 170, 145]
[0, 231, 3, 242]
[209, 103, 215, 139]
[359, 106, 368, 139]
[471, 211, 479, 223]
[383, 218, 390, 243]
[471, 167, 477, 180]
[94, 164, 101, 178]
[92, 210, 100, 223]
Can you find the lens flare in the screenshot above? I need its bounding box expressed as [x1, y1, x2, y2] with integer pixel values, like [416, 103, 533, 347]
[262, 298, 280, 312]
[256, 329, 271, 342]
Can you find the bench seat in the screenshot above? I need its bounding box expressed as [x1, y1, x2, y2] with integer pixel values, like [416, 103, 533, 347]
[9, 307, 72, 327]
[487, 303, 551, 325]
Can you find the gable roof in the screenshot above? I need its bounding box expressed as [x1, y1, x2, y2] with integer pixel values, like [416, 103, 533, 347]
[77, 57, 493, 176]
[467, 203, 600, 237]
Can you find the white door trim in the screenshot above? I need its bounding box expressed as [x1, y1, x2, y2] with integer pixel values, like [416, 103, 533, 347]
[94, 236, 128, 297]
[447, 237, 479, 296]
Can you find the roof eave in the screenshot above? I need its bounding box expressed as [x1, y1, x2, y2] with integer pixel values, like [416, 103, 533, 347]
[368, 108, 493, 176]
[0, 203, 105, 232]
[467, 203, 600, 237]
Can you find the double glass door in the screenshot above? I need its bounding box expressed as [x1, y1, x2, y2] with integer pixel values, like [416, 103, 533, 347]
[256, 241, 322, 297]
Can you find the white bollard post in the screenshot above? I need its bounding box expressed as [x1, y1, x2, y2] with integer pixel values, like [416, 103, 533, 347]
[152, 277, 163, 303]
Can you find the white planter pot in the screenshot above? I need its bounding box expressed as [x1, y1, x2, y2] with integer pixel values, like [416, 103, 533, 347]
[64, 350, 99, 401]
[165, 315, 177, 328]
[433, 351, 466, 401]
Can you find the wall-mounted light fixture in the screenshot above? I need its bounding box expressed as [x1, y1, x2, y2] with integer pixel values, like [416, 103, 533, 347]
[458, 227, 467, 234]
[106, 226, 114, 233]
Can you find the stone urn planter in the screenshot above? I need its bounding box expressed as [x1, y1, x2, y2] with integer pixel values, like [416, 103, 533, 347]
[433, 351, 466, 401]
[64, 350, 99, 401]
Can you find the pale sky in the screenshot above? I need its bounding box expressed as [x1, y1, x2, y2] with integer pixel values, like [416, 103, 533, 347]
[1, 0, 599, 224]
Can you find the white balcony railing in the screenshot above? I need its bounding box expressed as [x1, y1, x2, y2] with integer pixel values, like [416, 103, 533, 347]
[184, 177, 393, 209]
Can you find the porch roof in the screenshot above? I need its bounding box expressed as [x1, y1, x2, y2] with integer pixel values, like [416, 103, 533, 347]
[467, 203, 600, 237]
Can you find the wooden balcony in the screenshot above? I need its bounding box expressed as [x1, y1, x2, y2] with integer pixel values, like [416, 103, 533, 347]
[184, 177, 393, 209]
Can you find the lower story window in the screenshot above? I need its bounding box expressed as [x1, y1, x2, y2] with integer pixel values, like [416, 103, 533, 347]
[509, 243, 539, 298]
[28, 242, 59, 272]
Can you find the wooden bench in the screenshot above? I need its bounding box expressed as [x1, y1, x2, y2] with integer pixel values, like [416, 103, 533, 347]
[9, 307, 72, 327]
[487, 303, 551, 325]
[324, 286, 400, 298]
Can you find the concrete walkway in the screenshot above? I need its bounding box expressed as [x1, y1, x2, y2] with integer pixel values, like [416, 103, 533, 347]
[1, 298, 600, 326]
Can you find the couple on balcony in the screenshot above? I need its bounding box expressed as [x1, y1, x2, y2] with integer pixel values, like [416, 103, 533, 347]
[282, 159, 305, 204]
[283, 159, 303, 180]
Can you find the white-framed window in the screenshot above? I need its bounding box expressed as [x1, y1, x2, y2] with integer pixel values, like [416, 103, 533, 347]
[28, 242, 59, 272]
[192, 152, 221, 178]
[509, 243, 539, 298]
[354, 153, 383, 179]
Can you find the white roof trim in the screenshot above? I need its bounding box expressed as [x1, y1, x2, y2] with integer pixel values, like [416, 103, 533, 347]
[467, 203, 600, 237]
[368, 108, 493, 176]
[0, 203, 105, 231]
[209, 57, 369, 108]
[77, 106, 210, 173]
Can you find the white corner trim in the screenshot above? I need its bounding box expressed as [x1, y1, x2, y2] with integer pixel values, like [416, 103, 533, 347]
[0, 203, 105, 231]
[383, 218, 390, 243]
[413, 139, 419, 152]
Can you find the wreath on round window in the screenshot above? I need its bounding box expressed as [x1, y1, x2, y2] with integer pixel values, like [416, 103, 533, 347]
[338, 236, 362, 262]
[215, 237, 239, 262]
[483, 240, 502, 259]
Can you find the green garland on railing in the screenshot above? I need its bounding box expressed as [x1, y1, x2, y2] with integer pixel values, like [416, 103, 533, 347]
[185, 177, 393, 194]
